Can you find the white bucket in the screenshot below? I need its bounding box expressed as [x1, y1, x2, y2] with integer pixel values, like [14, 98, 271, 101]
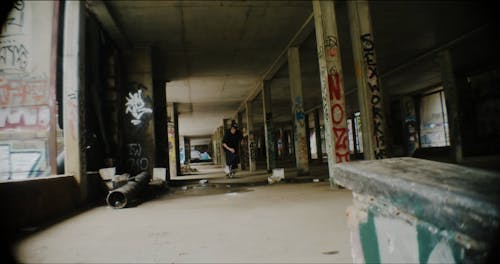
[98, 167, 116, 180]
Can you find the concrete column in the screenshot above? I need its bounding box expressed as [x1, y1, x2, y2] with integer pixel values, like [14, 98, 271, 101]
[237, 111, 244, 170]
[179, 135, 186, 165]
[63, 0, 87, 201]
[288, 47, 309, 174]
[440, 50, 463, 162]
[313, 0, 350, 183]
[305, 113, 312, 161]
[185, 137, 191, 165]
[167, 103, 177, 178]
[123, 47, 155, 176]
[154, 80, 168, 170]
[219, 126, 226, 166]
[262, 80, 276, 171]
[348, 0, 387, 160]
[314, 109, 323, 162]
[246, 101, 257, 171]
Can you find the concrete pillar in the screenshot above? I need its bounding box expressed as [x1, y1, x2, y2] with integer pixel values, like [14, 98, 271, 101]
[123, 48, 155, 176]
[262, 80, 276, 172]
[348, 0, 387, 160]
[246, 101, 257, 171]
[167, 103, 177, 178]
[314, 109, 323, 162]
[179, 135, 186, 165]
[440, 49, 463, 162]
[313, 0, 349, 183]
[237, 111, 245, 170]
[185, 137, 191, 165]
[401, 96, 419, 156]
[288, 47, 309, 174]
[219, 126, 226, 166]
[305, 113, 312, 162]
[63, 0, 87, 201]
[153, 80, 168, 171]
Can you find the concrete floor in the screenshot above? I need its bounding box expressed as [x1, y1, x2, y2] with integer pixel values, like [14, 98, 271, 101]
[14, 182, 353, 263]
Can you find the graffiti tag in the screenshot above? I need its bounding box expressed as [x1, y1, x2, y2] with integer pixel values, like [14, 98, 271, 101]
[125, 89, 152, 125]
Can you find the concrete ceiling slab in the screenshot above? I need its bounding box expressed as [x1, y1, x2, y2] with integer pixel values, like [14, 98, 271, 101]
[106, 1, 312, 136]
[104, 0, 492, 136]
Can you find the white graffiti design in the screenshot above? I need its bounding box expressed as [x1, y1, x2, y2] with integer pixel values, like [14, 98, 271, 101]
[125, 89, 152, 125]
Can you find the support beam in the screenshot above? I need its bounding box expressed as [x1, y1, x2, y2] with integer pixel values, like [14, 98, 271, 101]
[63, 0, 87, 201]
[122, 48, 155, 176]
[348, 0, 387, 160]
[246, 102, 257, 172]
[262, 80, 276, 172]
[314, 109, 323, 162]
[86, 0, 131, 51]
[288, 47, 309, 174]
[440, 50, 463, 163]
[219, 126, 226, 167]
[313, 0, 350, 183]
[237, 111, 245, 170]
[167, 103, 178, 178]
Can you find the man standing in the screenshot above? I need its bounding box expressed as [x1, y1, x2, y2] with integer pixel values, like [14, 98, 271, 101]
[222, 121, 242, 178]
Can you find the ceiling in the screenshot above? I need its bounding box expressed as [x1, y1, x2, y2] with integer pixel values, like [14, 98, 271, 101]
[104, 0, 495, 137]
[107, 0, 313, 136]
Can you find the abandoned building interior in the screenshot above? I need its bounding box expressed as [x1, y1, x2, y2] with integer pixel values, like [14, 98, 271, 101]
[0, 0, 499, 263]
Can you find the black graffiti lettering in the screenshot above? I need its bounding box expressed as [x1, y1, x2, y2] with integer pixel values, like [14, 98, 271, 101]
[361, 34, 374, 50]
[325, 35, 338, 49]
[372, 105, 384, 120]
[368, 65, 378, 79]
[368, 81, 380, 93]
[374, 150, 385, 159]
[373, 119, 384, 135]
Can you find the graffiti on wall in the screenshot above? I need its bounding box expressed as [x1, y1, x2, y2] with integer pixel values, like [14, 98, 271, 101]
[328, 66, 349, 163]
[0, 42, 29, 71]
[127, 143, 149, 172]
[0, 143, 45, 180]
[167, 122, 176, 176]
[0, 76, 49, 107]
[324, 35, 338, 57]
[294, 96, 305, 128]
[2, 0, 26, 34]
[0, 105, 50, 130]
[1, 0, 30, 72]
[248, 132, 256, 161]
[265, 112, 275, 165]
[0, 0, 52, 179]
[125, 88, 152, 126]
[361, 33, 386, 159]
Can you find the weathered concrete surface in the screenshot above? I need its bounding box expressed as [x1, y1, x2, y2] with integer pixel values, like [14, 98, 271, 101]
[334, 157, 500, 263]
[334, 157, 500, 240]
[14, 182, 352, 263]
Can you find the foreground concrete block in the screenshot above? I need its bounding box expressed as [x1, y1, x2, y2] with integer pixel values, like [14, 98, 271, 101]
[334, 157, 500, 263]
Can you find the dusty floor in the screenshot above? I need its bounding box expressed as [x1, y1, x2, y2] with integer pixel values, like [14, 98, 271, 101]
[14, 182, 353, 263]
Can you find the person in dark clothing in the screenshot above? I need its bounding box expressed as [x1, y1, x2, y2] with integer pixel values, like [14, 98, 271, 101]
[222, 121, 243, 177]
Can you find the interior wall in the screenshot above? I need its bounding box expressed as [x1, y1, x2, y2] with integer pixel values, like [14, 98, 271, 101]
[0, 1, 55, 180]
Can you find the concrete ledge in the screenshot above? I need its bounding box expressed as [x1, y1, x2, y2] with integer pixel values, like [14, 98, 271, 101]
[0, 175, 80, 237]
[333, 157, 500, 243]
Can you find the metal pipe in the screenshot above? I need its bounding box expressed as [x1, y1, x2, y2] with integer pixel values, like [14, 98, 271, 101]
[106, 172, 150, 209]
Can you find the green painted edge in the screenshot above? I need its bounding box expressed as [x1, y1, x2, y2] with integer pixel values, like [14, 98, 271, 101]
[359, 210, 381, 263]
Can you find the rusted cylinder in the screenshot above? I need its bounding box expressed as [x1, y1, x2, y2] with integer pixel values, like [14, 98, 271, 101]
[106, 172, 149, 209]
